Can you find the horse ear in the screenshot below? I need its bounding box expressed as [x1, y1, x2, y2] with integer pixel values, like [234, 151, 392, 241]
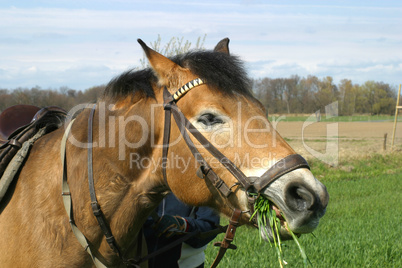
[137, 39, 185, 87]
[214, 38, 230, 55]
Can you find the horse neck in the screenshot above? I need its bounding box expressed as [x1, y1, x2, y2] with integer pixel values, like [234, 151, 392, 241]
[67, 97, 167, 258]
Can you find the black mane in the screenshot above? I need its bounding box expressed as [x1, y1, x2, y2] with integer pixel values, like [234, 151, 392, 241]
[103, 50, 253, 100]
[103, 68, 157, 99]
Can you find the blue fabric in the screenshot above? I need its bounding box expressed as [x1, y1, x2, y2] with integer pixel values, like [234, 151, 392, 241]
[154, 215, 187, 238]
[143, 193, 220, 268]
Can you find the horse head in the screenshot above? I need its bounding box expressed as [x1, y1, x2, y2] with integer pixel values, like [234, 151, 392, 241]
[135, 38, 329, 241]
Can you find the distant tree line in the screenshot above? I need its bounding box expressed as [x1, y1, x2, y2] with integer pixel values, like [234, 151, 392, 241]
[253, 75, 397, 115]
[0, 85, 105, 112]
[0, 75, 397, 115]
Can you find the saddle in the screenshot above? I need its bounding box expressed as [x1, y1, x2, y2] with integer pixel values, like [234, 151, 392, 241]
[0, 104, 67, 180]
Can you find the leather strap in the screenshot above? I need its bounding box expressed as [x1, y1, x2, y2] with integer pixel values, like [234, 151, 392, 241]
[163, 88, 232, 198]
[8, 139, 22, 148]
[62, 106, 141, 268]
[138, 230, 200, 264]
[0, 127, 46, 203]
[162, 89, 173, 187]
[171, 107, 232, 198]
[162, 87, 310, 196]
[61, 118, 108, 268]
[170, 104, 250, 190]
[210, 209, 242, 268]
[87, 104, 123, 256]
[161, 83, 310, 267]
[87, 105, 141, 268]
[254, 154, 310, 192]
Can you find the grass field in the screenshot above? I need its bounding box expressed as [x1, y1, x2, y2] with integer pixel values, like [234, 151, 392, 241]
[205, 153, 402, 267]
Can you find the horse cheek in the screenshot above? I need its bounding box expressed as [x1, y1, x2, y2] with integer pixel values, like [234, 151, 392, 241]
[166, 156, 213, 207]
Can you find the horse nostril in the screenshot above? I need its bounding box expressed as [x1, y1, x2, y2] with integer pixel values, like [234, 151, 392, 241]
[285, 185, 316, 211]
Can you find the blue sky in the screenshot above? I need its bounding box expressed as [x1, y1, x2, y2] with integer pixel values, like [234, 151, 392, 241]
[1, 0, 401, 90]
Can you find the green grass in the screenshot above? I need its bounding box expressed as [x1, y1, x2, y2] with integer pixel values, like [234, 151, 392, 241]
[268, 114, 402, 122]
[205, 153, 402, 267]
[310, 153, 402, 182]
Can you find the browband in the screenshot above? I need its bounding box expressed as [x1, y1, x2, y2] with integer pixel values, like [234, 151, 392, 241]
[172, 78, 205, 101]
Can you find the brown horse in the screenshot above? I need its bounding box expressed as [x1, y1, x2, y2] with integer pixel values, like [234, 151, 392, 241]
[0, 39, 328, 267]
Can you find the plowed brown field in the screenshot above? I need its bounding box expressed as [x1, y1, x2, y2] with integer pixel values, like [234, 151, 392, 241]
[275, 122, 402, 160]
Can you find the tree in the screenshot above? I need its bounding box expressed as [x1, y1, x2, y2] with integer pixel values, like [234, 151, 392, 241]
[0, 89, 11, 112]
[361, 81, 395, 115]
[297, 76, 317, 113]
[313, 76, 338, 113]
[283, 75, 300, 114]
[253, 78, 273, 114]
[339, 79, 358, 115]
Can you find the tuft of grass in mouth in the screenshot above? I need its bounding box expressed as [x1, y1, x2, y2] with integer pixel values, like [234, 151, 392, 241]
[250, 195, 310, 267]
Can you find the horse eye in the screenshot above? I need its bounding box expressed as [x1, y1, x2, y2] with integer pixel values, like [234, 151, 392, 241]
[197, 113, 223, 126]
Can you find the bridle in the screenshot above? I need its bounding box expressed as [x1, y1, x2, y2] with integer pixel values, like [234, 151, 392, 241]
[162, 78, 310, 213]
[162, 78, 310, 267]
[60, 78, 310, 268]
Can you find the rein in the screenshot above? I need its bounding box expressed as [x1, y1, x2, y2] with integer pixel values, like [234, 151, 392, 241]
[61, 78, 310, 268]
[61, 110, 142, 268]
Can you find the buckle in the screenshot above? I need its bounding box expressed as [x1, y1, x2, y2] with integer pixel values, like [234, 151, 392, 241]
[91, 201, 102, 216]
[163, 102, 173, 110]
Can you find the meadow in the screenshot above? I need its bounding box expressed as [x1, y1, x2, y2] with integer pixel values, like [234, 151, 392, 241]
[204, 153, 402, 267]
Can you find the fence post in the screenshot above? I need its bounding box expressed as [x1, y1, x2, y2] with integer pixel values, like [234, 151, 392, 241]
[391, 84, 401, 150]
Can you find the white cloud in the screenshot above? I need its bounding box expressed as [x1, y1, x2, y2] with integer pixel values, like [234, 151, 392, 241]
[0, 2, 401, 89]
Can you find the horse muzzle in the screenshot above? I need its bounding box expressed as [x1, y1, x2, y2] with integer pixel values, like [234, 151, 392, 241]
[261, 169, 329, 237]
